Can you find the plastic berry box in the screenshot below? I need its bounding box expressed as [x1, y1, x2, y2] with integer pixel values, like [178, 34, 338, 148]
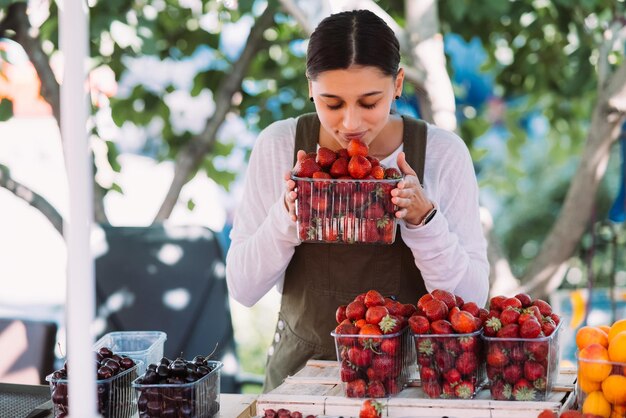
[94, 331, 167, 375]
[293, 176, 400, 244]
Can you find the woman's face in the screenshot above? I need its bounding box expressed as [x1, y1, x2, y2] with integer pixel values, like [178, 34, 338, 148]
[309, 65, 404, 149]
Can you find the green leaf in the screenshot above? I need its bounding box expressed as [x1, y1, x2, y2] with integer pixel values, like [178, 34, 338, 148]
[0, 99, 14, 121]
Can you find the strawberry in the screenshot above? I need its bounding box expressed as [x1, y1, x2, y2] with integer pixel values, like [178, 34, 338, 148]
[408, 315, 430, 334]
[384, 377, 400, 395]
[359, 323, 383, 347]
[365, 305, 389, 325]
[378, 314, 401, 334]
[541, 318, 556, 336]
[501, 297, 523, 310]
[519, 317, 542, 339]
[347, 138, 369, 157]
[559, 412, 585, 418]
[346, 378, 367, 398]
[478, 308, 489, 322]
[348, 155, 372, 179]
[330, 157, 350, 178]
[524, 305, 543, 323]
[334, 321, 360, 346]
[514, 293, 533, 308]
[549, 313, 561, 325]
[354, 319, 367, 329]
[336, 305, 347, 324]
[364, 220, 381, 242]
[423, 299, 449, 322]
[454, 295, 465, 307]
[372, 354, 396, 378]
[380, 336, 400, 355]
[532, 299, 552, 316]
[367, 156, 380, 167]
[483, 316, 502, 337]
[417, 293, 434, 311]
[340, 360, 358, 382]
[312, 171, 332, 179]
[364, 290, 385, 308]
[448, 306, 461, 321]
[402, 303, 417, 318]
[348, 346, 372, 367]
[503, 363, 522, 384]
[293, 158, 321, 178]
[490, 380, 512, 400]
[509, 345, 527, 363]
[497, 323, 520, 338]
[443, 368, 462, 384]
[346, 300, 366, 321]
[419, 365, 437, 382]
[370, 165, 385, 179]
[431, 289, 457, 310]
[525, 340, 549, 362]
[383, 299, 403, 316]
[458, 335, 479, 352]
[512, 379, 537, 401]
[487, 345, 509, 367]
[455, 351, 478, 375]
[431, 319, 454, 335]
[450, 310, 478, 334]
[537, 410, 558, 418]
[367, 380, 386, 398]
[434, 350, 456, 372]
[500, 307, 520, 326]
[364, 202, 385, 219]
[523, 360, 545, 381]
[489, 295, 507, 311]
[384, 167, 402, 179]
[454, 381, 475, 399]
[337, 148, 349, 159]
[461, 302, 480, 317]
[422, 381, 442, 398]
[442, 381, 456, 398]
[359, 399, 383, 418]
[416, 337, 435, 356]
[316, 147, 337, 168]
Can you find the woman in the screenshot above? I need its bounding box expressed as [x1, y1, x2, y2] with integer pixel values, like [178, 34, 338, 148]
[225, 9, 489, 392]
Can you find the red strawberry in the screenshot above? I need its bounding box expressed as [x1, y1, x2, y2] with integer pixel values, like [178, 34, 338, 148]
[370, 165, 385, 179]
[490, 380, 512, 400]
[454, 381, 475, 399]
[364, 290, 385, 308]
[422, 381, 442, 398]
[487, 345, 509, 367]
[450, 310, 478, 333]
[499, 307, 521, 326]
[524, 305, 543, 323]
[337, 148, 349, 159]
[455, 351, 478, 375]
[340, 360, 358, 382]
[549, 313, 561, 325]
[336, 305, 347, 324]
[443, 368, 462, 384]
[524, 360, 546, 381]
[384, 377, 400, 395]
[461, 302, 480, 317]
[347, 139, 369, 157]
[346, 378, 367, 398]
[532, 299, 552, 316]
[348, 346, 372, 367]
[346, 300, 366, 321]
[367, 380, 386, 398]
[458, 335, 479, 352]
[359, 323, 383, 347]
[454, 295, 465, 307]
[384, 167, 402, 179]
[416, 337, 435, 356]
[431, 289, 457, 310]
[367, 156, 380, 167]
[408, 315, 430, 334]
[330, 157, 349, 178]
[417, 294, 434, 311]
[442, 381, 456, 398]
[537, 410, 558, 418]
[364, 202, 385, 219]
[519, 317, 542, 338]
[372, 354, 396, 378]
[293, 158, 321, 178]
[380, 336, 400, 355]
[483, 315, 502, 337]
[448, 306, 461, 321]
[501, 297, 523, 310]
[503, 363, 523, 384]
[525, 340, 549, 362]
[383, 299, 403, 316]
[559, 412, 585, 418]
[419, 365, 437, 382]
[312, 171, 331, 179]
[316, 147, 337, 168]
[434, 350, 456, 372]
[334, 321, 360, 346]
[431, 319, 454, 335]
[512, 379, 537, 401]
[423, 299, 449, 322]
[541, 318, 556, 336]
[348, 155, 372, 179]
[478, 308, 489, 322]
[489, 295, 507, 311]
[509, 344, 527, 362]
[514, 293, 533, 307]
[365, 305, 389, 325]
[497, 323, 520, 338]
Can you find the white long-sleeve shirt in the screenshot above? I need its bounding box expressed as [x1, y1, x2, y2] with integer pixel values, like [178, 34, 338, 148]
[226, 117, 489, 308]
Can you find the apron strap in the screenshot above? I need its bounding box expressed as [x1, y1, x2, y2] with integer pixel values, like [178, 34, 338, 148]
[401, 115, 427, 184]
[294, 113, 320, 164]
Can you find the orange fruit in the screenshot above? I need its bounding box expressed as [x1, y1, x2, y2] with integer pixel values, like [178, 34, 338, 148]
[582, 390, 612, 417]
[577, 326, 609, 350]
[608, 331, 626, 363]
[579, 343, 613, 382]
[611, 404, 626, 418]
[608, 319, 626, 342]
[578, 371, 601, 394]
[601, 375, 626, 405]
[599, 325, 611, 334]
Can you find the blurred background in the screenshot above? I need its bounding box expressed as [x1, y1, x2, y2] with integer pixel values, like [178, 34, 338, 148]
[1, 0, 626, 393]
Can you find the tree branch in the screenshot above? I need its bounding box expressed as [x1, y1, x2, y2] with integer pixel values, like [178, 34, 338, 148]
[153, 3, 277, 222]
[0, 163, 63, 235]
[0, 2, 60, 126]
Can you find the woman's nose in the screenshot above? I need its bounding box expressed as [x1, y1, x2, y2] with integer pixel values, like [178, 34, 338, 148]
[342, 106, 361, 130]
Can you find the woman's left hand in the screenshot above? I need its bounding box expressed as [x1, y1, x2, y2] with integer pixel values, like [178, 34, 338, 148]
[391, 151, 435, 226]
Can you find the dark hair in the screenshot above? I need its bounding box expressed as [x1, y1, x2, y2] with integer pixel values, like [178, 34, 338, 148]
[306, 9, 400, 80]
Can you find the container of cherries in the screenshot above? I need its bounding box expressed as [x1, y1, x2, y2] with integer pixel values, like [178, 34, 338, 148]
[131, 354, 223, 418]
[46, 346, 140, 418]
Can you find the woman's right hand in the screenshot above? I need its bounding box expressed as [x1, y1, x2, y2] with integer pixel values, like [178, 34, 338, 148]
[284, 150, 307, 222]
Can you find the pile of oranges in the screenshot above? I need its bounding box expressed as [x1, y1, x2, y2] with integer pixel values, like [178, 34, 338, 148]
[576, 319, 626, 418]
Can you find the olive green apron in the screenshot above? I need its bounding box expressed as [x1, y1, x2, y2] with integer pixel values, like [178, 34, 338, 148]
[263, 113, 429, 392]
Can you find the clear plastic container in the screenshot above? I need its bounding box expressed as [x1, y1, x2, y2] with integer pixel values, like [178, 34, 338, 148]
[94, 331, 167, 374]
[293, 176, 400, 244]
[577, 354, 626, 417]
[132, 360, 223, 418]
[481, 321, 562, 401]
[330, 327, 416, 397]
[46, 361, 140, 418]
[413, 329, 485, 399]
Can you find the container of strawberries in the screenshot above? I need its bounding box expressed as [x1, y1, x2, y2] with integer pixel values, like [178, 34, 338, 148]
[292, 139, 401, 245]
[481, 293, 562, 401]
[331, 290, 417, 398]
[409, 289, 486, 399]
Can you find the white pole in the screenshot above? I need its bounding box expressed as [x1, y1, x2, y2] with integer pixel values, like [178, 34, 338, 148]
[59, 0, 99, 416]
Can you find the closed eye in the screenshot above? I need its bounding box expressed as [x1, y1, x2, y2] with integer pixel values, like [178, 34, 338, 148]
[326, 102, 378, 110]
